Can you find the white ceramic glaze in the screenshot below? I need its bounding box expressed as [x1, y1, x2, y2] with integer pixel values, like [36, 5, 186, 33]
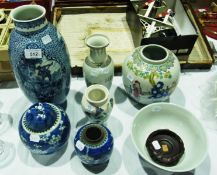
[131, 102, 208, 172]
[85, 34, 109, 64]
[122, 44, 180, 104]
[81, 84, 113, 123]
[10, 5, 47, 33]
[83, 34, 114, 89]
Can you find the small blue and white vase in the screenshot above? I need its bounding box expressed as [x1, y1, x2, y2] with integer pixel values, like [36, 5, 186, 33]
[81, 84, 113, 123]
[18, 102, 71, 155]
[9, 5, 71, 105]
[74, 123, 113, 166]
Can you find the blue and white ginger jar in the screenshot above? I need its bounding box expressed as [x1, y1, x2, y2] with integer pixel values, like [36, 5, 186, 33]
[74, 123, 113, 165]
[9, 5, 71, 105]
[18, 102, 71, 154]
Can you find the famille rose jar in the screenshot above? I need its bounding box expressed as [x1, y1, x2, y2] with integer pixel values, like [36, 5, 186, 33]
[9, 5, 71, 105]
[83, 34, 114, 89]
[74, 123, 113, 166]
[122, 44, 180, 104]
[18, 102, 71, 155]
[81, 84, 113, 123]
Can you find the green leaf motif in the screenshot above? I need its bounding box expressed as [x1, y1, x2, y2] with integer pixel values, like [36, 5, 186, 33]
[126, 48, 175, 80]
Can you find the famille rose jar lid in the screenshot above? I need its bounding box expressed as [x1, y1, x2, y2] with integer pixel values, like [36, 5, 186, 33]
[146, 129, 185, 166]
[19, 102, 71, 155]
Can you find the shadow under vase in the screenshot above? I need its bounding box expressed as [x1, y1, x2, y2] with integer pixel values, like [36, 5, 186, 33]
[17, 140, 72, 167]
[82, 160, 109, 174]
[70, 147, 122, 175]
[31, 142, 68, 166]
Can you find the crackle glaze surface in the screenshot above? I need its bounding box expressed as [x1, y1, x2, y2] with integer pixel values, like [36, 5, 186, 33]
[9, 5, 71, 104]
[122, 45, 180, 104]
[18, 102, 71, 155]
[74, 124, 113, 165]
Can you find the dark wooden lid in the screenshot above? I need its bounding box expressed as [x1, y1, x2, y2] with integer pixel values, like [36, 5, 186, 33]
[146, 129, 185, 167]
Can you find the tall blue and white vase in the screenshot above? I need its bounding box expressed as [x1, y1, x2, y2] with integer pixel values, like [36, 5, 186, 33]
[9, 5, 71, 105]
[18, 102, 71, 155]
[74, 123, 113, 166]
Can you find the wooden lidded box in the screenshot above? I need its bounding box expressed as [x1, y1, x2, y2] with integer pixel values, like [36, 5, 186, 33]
[127, 0, 214, 69]
[127, 0, 198, 56]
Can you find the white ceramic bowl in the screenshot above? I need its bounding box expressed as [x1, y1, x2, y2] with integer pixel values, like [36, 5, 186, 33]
[131, 102, 208, 172]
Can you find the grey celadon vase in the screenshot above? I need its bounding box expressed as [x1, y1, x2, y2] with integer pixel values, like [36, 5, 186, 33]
[83, 34, 114, 89]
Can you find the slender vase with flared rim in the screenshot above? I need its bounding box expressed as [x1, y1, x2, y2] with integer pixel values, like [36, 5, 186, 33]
[86, 34, 109, 65]
[83, 34, 114, 89]
[9, 5, 71, 105]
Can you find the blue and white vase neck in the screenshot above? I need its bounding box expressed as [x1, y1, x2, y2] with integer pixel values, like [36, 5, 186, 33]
[11, 5, 48, 34]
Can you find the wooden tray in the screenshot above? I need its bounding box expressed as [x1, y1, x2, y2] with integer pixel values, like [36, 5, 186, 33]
[0, 9, 14, 82]
[55, 0, 127, 7]
[53, 2, 214, 75]
[178, 1, 214, 69]
[53, 5, 134, 75]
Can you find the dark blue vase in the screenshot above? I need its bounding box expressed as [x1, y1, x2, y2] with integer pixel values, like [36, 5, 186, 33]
[18, 102, 71, 154]
[9, 5, 71, 105]
[74, 123, 113, 165]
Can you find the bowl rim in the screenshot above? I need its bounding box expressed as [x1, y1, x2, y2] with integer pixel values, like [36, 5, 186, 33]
[131, 102, 208, 172]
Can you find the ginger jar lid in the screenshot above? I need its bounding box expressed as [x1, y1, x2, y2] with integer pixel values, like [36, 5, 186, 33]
[22, 102, 60, 132]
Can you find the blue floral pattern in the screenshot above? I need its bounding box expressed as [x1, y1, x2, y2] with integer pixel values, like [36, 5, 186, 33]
[9, 9, 70, 105]
[150, 81, 169, 99]
[83, 98, 113, 123]
[18, 102, 71, 155]
[74, 124, 113, 165]
[122, 45, 180, 104]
